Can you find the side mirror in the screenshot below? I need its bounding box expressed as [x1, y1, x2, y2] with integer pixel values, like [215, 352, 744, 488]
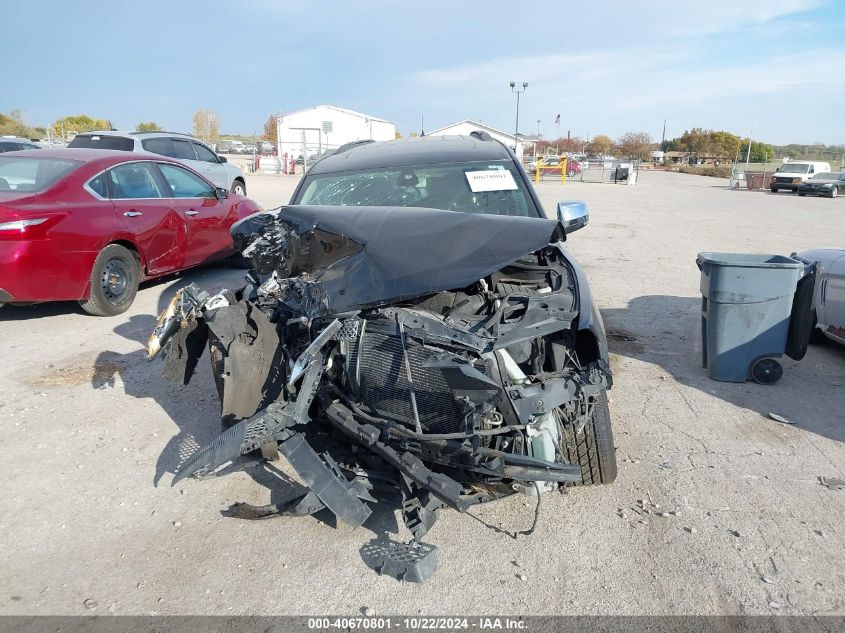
[218, 155, 228, 163]
[556, 200, 589, 234]
[215, 187, 229, 200]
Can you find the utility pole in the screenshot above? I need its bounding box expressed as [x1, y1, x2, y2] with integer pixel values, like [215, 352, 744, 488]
[555, 118, 560, 154]
[510, 82, 528, 159]
[744, 119, 754, 173]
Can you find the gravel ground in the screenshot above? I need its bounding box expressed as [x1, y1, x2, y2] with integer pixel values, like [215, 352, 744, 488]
[1, 170, 843, 616]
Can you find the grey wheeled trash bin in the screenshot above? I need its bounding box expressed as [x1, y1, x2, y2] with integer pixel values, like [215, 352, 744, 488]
[697, 253, 804, 384]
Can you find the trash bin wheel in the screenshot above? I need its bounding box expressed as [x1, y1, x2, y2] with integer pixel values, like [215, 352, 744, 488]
[751, 358, 783, 385]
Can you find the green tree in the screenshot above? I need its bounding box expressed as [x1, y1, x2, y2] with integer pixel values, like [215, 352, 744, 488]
[739, 140, 774, 163]
[52, 115, 111, 138]
[0, 112, 33, 138]
[136, 121, 162, 132]
[587, 134, 613, 156]
[710, 130, 742, 160]
[395, 131, 403, 139]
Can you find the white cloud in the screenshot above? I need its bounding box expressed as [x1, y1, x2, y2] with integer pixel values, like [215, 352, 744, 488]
[643, 0, 825, 35]
[409, 46, 845, 144]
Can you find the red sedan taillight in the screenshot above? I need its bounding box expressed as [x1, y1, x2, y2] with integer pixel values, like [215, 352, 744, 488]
[0, 213, 65, 239]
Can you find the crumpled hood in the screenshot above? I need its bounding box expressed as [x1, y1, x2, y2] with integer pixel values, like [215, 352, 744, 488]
[231, 205, 565, 315]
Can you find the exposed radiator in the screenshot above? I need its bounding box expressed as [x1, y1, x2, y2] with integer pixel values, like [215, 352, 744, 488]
[346, 330, 463, 434]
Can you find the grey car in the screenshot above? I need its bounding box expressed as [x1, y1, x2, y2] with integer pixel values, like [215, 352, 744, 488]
[797, 172, 845, 198]
[68, 131, 247, 195]
[797, 248, 845, 345]
[0, 136, 41, 153]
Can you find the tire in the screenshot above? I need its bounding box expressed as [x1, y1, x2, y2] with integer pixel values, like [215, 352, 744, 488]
[231, 179, 246, 196]
[798, 192, 805, 197]
[770, 188, 778, 193]
[830, 187, 838, 199]
[560, 390, 617, 485]
[567, 170, 576, 178]
[809, 311, 826, 344]
[79, 244, 140, 316]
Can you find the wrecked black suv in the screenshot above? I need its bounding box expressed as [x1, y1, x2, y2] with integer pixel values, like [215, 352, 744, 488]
[148, 133, 616, 581]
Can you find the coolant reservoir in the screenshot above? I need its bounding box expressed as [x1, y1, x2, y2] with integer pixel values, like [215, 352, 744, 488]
[494, 349, 561, 494]
[527, 411, 558, 462]
[527, 411, 559, 493]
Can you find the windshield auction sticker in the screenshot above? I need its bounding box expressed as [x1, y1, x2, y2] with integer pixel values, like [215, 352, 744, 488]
[465, 170, 518, 192]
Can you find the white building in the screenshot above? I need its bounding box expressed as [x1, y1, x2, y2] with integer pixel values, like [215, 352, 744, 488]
[426, 120, 535, 159]
[275, 105, 395, 163]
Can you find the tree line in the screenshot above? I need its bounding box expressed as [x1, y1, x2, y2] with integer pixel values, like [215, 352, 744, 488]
[0, 109, 221, 141]
[661, 128, 774, 163]
[535, 131, 654, 161]
[5, 108, 842, 163]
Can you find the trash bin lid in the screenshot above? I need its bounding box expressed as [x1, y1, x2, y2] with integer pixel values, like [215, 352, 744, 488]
[697, 253, 803, 269]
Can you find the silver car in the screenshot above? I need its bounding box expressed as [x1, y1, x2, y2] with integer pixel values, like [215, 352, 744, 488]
[797, 248, 845, 345]
[68, 131, 247, 195]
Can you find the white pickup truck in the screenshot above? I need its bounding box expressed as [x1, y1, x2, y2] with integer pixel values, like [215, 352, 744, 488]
[770, 160, 831, 193]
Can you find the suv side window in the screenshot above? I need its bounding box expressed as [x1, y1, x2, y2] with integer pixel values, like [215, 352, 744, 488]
[108, 162, 165, 199]
[192, 142, 218, 163]
[171, 139, 197, 161]
[141, 137, 174, 157]
[157, 163, 215, 198]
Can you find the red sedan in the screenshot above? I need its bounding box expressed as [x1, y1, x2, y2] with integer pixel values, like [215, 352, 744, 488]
[541, 157, 581, 177]
[0, 149, 260, 316]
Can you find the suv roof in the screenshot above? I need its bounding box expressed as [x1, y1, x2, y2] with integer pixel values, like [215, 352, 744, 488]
[75, 130, 196, 139]
[308, 135, 514, 175]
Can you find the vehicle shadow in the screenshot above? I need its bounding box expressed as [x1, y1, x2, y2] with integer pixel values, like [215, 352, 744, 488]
[92, 313, 222, 487]
[0, 301, 85, 320]
[601, 295, 845, 445]
[92, 263, 405, 541]
[0, 260, 240, 322]
[90, 263, 247, 487]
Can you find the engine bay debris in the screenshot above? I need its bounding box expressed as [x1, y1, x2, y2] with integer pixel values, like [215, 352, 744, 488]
[148, 205, 615, 581]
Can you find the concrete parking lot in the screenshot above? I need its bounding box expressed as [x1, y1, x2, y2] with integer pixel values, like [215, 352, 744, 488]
[1, 171, 843, 616]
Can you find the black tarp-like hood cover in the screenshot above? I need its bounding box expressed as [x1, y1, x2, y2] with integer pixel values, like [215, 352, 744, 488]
[232, 205, 565, 316]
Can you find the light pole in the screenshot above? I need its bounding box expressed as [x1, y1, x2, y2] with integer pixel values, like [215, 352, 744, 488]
[510, 81, 527, 160]
[535, 120, 541, 161]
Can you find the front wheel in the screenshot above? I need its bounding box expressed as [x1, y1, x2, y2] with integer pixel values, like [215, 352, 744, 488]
[560, 391, 617, 485]
[567, 170, 576, 178]
[770, 188, 778, 193]
[830, 187, 838, 199]
[798, 192, 805, 196]
[231, 180, 246, 196]
[79, 244, 140, 316]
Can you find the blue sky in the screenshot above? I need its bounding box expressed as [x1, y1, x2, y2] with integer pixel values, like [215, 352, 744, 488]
[4, 0, 844, 145]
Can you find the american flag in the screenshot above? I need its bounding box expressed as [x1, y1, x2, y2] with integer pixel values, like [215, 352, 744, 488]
[554, 114, 560, 124]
